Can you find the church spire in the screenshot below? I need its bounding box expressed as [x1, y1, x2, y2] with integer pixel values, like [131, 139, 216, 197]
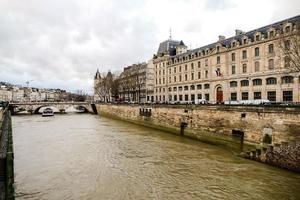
[169, 28, 172, 40]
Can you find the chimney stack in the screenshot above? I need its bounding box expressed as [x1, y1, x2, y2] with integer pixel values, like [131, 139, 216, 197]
[218, 35, 226, 41]
[235, 29, 243, 35]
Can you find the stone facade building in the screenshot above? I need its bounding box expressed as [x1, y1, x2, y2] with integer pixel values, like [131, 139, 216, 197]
[153, 15, 300, 103]
[118, 63, 147, 102]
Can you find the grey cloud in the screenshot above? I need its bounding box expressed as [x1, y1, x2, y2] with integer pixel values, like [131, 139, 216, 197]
[205, 0, 236, 10]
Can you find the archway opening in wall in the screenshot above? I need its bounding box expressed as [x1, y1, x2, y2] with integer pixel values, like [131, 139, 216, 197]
[216, 86, 223, 103]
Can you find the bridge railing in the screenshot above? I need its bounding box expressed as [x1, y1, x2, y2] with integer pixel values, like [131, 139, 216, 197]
[0, 102, 14, 200]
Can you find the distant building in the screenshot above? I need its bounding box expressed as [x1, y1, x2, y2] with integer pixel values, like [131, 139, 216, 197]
[118, 63, 147, 102]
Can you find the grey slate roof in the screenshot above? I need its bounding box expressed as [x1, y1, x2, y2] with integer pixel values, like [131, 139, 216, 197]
[157, 39, 182, 56]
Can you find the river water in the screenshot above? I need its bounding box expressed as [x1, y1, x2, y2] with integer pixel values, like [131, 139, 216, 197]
[12, 114, 300, 200]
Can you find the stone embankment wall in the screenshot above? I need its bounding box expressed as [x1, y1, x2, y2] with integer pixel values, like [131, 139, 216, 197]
[243, 141, 300, 173]
[95, 104, 300, 171]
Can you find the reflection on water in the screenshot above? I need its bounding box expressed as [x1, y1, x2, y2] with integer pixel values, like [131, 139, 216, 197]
[13, 114, 300, 200]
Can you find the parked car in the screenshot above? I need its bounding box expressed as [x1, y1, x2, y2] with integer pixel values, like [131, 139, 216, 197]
[224, 100, 239, 105]
[194, 99, 208, 105]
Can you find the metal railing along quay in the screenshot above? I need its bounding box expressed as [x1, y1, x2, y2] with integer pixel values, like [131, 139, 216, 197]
[0, 102, 14, 200]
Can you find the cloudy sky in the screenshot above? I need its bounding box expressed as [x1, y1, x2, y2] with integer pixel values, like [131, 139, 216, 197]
[0, 0, 299, 93]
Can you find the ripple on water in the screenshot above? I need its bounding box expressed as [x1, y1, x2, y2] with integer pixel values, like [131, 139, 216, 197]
[12, 114, 300, 200]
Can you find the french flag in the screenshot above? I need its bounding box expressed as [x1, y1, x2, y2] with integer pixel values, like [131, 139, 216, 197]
[215, 68, 222, 77]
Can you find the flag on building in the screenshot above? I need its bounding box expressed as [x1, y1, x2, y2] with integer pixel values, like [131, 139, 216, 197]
[215, 68, 222, 76]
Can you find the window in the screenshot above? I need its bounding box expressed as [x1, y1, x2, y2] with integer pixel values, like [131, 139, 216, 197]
[285, 26, 291, 33]
[284, 40, 290, 50]
[179, 66, 182, 72]
[243, 38, 247, 45]
[284, 57, 290, 68]
[241, 80, 249, 87]
[242, 50, 247, 59]
[282, 76, 294, 84]
[255, 34, 260, 41]
[268, 44, 274, 54]
[197, 94, 202, 100]
[231, 93, 237, 101]
[185, 74, 188, 81]
[232, 41, 236, 47]
[283, 91, 293, 101]
[174, 95, 177, 101]
[205, 94, 209, 101]
[266, 77, 277, 85]
[179, 86, 183, 91]
[169, 77, 171, 83]
[204, 84, 210, 89]
[216, 46, 220, 52]
[173, 87, 177, 91]
[231, 53, 236, 61]
[254, 92, 261, 100]
[198, 61, 201, 68]
[191, 73, 194, 80]
[169, 68, 171, 74]
[174, 67, 177, 73]
[174, 76, 176, 82]
[242, 92, 248, 100]
[268, 59, 274, 70]
[179, 75, 182, 82]
[179, 95, 183, 101]
[205, 70, 208, 78]
[217, 56, 220, 64]
[163, 70, 165, 75]
[267, 91, 276, 101]
[231, 65, 236, 74]
[191, 63, 194, 70]
[191, 94, 195, 101]
[255, 61, 260, 72]
[185, 65, 188, 71]
[253, 79, 262, 86]
[198, 72, 201, 79]
[190, 85, 195, 90]
[185, 95, 188, 101]
[205, 59, 208, 66]
[197, 84, 202, 90]
[168, 87, 172, 92]
[269, 31, 274, 38]
[184, 86, 188, 91]
[255, 47, 260, 57]
[230, 81, 237, 87]
[242, 64, 247, 73]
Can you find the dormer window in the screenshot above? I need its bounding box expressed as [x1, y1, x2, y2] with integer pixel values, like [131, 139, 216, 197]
[216, 46, 220, 53]
[269, 30, 275, 38]
[255, 34, 260, 41]
[243, 38, 247, 45]
[285, 26, 291, 33]
[232, 41, 236, 47]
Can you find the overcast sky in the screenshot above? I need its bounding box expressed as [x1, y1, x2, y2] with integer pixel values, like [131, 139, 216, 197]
[0, 0, 299, 93]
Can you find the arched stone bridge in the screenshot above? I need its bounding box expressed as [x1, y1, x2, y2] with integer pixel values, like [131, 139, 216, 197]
[10, 102, 93, 114]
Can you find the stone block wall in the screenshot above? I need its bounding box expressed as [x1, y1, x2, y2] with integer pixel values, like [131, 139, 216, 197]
[96, 104, 300, 144]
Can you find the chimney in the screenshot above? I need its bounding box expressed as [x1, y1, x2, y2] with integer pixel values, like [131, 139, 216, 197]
[235, 29, 243, 35]
[218, 35, 226, 41]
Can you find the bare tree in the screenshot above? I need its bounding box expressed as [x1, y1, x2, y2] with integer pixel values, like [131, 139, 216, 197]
[278, 21, 300, 72]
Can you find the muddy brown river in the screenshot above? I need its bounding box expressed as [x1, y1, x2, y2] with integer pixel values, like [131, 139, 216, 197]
[12, 114, 300, 200]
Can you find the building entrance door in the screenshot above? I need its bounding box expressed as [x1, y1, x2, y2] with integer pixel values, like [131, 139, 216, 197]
[216, 86, 223, 103]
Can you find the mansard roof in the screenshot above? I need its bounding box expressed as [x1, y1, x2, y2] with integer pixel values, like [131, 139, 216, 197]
[171, 15, 300, 58]
[157, 39, 182, 56]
